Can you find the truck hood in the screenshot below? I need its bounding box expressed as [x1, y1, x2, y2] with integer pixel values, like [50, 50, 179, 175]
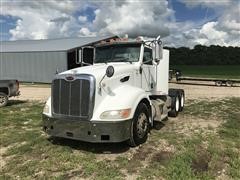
[59, 63, 139, 83]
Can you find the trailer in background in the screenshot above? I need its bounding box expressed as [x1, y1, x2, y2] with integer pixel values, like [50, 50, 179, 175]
[170, 69, 240, 87]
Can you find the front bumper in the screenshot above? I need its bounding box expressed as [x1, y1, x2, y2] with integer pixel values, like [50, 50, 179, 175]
[42, 114, 132, 143]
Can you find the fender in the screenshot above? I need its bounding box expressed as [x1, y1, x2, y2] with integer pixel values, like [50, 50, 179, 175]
[92, 84, 151, 121]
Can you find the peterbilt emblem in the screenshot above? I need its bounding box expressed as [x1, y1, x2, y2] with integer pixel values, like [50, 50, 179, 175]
[66, 76, 74, 81]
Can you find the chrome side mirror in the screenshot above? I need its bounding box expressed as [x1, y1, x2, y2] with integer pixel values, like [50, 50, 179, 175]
[153, 36, 163, 64]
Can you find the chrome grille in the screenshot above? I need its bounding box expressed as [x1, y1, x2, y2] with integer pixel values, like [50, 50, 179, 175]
[52, 74, 95, 120]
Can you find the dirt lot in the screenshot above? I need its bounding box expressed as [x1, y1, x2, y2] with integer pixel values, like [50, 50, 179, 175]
[12, 82, 240, 102]
[12, 84, 51, 102]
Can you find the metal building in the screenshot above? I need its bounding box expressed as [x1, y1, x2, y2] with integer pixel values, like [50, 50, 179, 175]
[0, 36, 116, 83]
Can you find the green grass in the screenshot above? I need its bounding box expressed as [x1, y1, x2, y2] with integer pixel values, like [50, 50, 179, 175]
[0, 98, 240, 179]
[170, 65, 240, 79]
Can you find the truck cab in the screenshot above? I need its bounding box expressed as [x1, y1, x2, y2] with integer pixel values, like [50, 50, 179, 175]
[42, 36, 184, 146]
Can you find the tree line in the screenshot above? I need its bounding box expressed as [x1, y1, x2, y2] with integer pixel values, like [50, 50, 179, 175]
[165, 45, 240, 65]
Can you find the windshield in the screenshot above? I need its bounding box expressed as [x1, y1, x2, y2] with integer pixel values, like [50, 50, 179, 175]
[95, 44, 141, 63]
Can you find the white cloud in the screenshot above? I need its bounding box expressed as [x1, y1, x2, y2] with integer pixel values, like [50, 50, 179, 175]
[78, 16, 87, 23]
[9, 18, 48, 40]
[90, 0, 173, 38]
[199, 22, 228, 46]
[164, 0, 240, 47]
[1, 0, 173, 40]
[201, 22, 227, 39]
[79, 27, 96, 37]
[1, 0, 85, 40]
[1, 0, 239, 47]
[50, 16, 71, 23]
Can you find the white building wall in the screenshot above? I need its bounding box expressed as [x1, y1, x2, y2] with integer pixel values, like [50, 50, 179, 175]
[0, 51, 67, 83]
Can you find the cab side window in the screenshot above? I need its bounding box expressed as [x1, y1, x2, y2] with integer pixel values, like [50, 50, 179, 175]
[143, 47, 152, 65]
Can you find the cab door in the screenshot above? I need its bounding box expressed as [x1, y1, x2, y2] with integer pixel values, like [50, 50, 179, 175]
[141, 47, 156, 92]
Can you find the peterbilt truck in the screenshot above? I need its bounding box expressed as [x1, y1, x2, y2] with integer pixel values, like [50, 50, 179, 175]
[42, 36, 184, 147]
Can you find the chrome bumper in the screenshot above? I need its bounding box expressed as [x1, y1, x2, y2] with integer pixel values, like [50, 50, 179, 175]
[42, 114, 132, 143]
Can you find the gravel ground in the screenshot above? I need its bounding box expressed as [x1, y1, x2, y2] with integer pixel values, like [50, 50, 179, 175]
[12, 84, 51, 102]
[12, 82, 240, 102]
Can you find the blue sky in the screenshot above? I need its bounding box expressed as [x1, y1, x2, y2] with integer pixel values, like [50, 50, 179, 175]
[0, 15, 18, 40]
[171, 1, 215, 22]
[0, 0, 239, 47]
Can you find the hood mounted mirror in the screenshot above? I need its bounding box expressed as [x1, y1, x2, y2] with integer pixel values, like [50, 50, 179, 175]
[106, 65, 114, 78]
[99, 65, 115, 93]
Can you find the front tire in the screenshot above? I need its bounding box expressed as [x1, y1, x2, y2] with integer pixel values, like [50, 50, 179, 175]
[128, 103, 150, 147]
[0, 92, 8, 107]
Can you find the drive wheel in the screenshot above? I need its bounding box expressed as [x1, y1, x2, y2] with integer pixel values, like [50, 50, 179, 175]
[128, 103, 150, 147]
[0, 92, 8, 107]
[168, 95, 180, 117]
[179, 90, 185, 112]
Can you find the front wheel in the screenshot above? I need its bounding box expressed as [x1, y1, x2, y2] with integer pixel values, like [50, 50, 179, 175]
[0, 92, 8, 107]
[128, 103, 150, 147]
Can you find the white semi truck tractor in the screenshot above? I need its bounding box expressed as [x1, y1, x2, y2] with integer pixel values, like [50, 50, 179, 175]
[42, 36, 185, 147]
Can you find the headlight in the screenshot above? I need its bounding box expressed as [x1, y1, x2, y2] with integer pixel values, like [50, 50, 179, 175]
[100, 109, 131, 119]
[43, 104, 49, 114]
